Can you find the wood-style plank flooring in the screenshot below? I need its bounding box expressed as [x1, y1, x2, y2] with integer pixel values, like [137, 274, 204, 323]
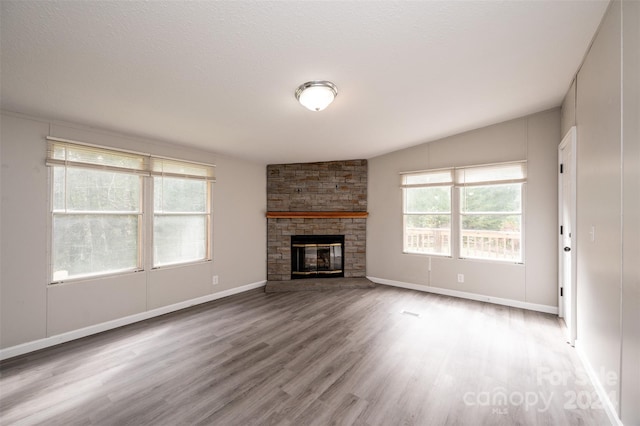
[0, 286, 611, 425]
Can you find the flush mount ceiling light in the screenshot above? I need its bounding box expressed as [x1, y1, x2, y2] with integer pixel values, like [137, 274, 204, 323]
[295, 81, 338, 111]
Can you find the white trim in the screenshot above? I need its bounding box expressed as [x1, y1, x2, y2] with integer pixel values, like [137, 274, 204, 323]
[367, 276, 558, 314]
[575, 339, 623, 426]
[0, 280, 266, 361]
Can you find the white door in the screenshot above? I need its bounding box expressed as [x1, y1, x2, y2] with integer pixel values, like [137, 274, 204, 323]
[559, 127, 577, 346]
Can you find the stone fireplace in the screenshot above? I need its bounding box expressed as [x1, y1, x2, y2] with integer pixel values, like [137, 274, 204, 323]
[266, 160, 367, 282]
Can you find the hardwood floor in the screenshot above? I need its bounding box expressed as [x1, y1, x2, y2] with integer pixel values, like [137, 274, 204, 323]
[0, 286, 611, 425]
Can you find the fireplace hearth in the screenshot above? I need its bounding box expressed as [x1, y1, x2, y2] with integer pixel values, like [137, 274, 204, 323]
[291, 235, 344, 279]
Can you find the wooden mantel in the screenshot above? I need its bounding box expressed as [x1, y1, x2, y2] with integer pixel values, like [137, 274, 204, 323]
[266, 211, 369, 219]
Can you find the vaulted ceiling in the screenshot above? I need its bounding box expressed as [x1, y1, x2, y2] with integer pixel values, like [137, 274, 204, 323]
[1, 1, 608, 164]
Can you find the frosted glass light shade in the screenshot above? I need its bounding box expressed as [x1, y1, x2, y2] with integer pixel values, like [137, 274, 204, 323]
[295, 81, 338, 111]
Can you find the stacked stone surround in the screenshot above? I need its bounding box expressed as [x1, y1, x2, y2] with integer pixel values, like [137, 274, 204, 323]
[267, 160, 367, 281]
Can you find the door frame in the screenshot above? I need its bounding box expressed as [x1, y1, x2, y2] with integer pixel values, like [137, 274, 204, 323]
[558, 126, 577, 345]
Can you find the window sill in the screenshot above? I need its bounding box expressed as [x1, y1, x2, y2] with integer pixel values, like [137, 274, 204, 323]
[152, 258, 212, 271]
[402, 251, 452, 258]
[49, 268, 143, 285]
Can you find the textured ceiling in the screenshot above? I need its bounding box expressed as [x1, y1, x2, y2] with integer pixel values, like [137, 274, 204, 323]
[1, 1, 608, 164]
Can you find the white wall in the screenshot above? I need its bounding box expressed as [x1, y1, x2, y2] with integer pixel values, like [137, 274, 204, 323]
[621, 1, 640, 423]
[561, 80, 576, 138]
[367, 108, 560, 310]
[560, 1, 640, 424]
[574, 0, 622, 412]
[0, 111, 266, 349]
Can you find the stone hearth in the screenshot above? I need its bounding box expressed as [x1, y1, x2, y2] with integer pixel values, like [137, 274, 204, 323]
[265, 277, 375, 293]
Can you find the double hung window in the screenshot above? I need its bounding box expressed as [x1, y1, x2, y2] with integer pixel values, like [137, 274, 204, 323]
[152, 158, 212, 267]
[47, 138, 215, 283]
[457, 163, 525, 262]
[402, 161, 526, 263]
[48, 141, 146, 281]
[402, 170, 453, 256]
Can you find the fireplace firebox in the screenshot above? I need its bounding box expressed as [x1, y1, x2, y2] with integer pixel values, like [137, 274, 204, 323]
[291, 235, 344, 279]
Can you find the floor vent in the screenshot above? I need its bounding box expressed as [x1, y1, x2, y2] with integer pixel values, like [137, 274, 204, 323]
[401, 310, 420, 318]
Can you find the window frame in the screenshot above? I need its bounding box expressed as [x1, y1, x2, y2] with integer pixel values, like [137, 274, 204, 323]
[401, 161, 526, 264]
[46, 137, 215, 284]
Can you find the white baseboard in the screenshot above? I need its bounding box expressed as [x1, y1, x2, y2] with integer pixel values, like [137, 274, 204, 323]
[0, 280, 266, 361]
[575, 340, 623, 426]
[367, 276, 558, 314]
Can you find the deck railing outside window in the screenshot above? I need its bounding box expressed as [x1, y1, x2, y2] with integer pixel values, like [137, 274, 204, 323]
[405, 227, 521, 261]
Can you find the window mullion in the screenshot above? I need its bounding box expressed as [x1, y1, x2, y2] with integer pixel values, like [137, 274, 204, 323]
[207, 181, 213, 261]
[143, 175, 153, 273]
[453, 186, 460, 259]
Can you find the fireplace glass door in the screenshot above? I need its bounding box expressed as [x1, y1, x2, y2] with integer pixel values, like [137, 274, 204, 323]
[291, 235, 344, 279]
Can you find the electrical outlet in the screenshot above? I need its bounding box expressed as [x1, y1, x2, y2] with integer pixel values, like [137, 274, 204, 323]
[213, 275, 219, 285]
[457, 274, 464, 283]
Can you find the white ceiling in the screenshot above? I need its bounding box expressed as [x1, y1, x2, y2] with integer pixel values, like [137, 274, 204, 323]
[1, 1, 608, 165]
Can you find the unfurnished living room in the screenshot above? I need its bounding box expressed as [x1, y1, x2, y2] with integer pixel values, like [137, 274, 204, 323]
[0, 1, 638, 425]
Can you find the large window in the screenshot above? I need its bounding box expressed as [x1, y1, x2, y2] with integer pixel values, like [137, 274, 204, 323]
[402, 162, 526, 262]
[47, 138, 215, 283]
